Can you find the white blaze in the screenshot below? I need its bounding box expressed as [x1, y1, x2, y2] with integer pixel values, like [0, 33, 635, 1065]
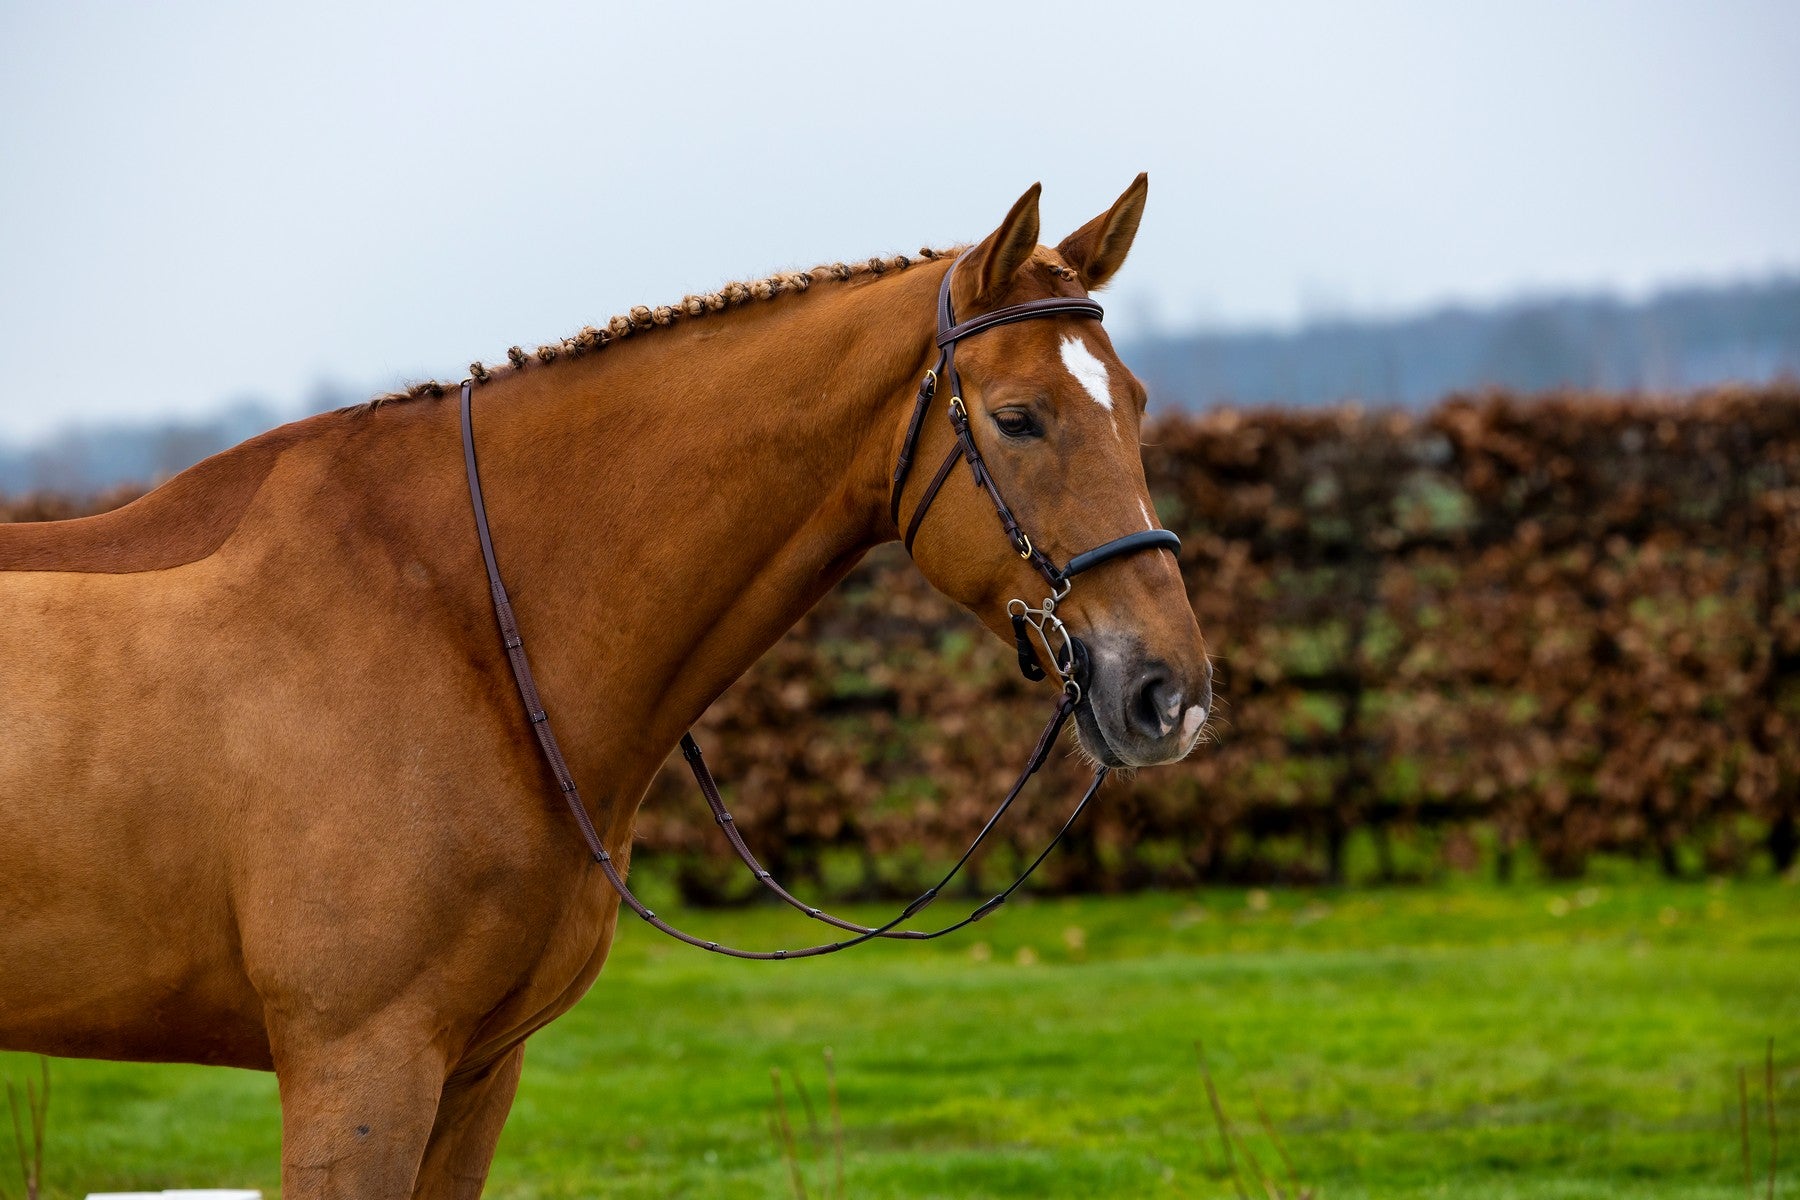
[1059, 335, 1117, 436]
[1139, 497, 1180, 579]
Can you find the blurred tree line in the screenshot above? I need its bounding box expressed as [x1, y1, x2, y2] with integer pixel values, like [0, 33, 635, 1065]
[1128, 275, 1800, 411]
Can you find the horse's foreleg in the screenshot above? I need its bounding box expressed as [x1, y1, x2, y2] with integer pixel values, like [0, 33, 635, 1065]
[273, 1020, 451, 1200]
[410, 1043, 526, 1200]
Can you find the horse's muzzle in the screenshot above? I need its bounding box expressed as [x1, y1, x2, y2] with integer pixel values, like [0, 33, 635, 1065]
[1072, 635, 1211, 768]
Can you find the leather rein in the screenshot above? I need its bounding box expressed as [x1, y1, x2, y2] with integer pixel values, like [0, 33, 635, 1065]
[460, 251, 1181, 959]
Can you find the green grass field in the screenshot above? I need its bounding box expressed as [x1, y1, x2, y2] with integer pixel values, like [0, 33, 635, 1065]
[4, 875, 1796, 1199]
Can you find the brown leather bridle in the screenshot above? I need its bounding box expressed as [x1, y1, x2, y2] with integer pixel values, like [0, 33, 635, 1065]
[460, 251, 1181, 959]
[893, 251, 1181, 692]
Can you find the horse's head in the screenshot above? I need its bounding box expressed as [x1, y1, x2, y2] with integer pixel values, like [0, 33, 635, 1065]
[897, 176, 1211, 768]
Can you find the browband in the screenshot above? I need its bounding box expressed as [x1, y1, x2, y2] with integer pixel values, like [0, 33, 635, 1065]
[937, 296, 1105, 348]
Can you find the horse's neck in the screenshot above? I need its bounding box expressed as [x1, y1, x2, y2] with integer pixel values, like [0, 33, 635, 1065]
[459, 265, 941, 817]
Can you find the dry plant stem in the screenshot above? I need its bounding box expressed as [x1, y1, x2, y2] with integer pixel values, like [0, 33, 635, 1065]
[1197, 1042, 1251, 1200]
[1234, 1129, 1281, 1200]
[794, 1073, 822, 1158]
[1254, 1092, 1309, 1200]
[764, 1111, 789, 1193]
[1743, 1066, 1754, 1200]
[770, 1069, 808, 1200]
[794, 1072, 828, 1199]
[1764, 1036, 1778, 1200]
[5, 1058, 49, 1200]
[4, 1084, 16, 1200]
[824, 1048, 846, 1200]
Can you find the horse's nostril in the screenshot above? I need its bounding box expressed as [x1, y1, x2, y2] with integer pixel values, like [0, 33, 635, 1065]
[1130, 671, 1183, 741]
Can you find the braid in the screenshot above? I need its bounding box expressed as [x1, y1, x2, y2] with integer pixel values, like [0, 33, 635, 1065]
[362, 247, 962, 409]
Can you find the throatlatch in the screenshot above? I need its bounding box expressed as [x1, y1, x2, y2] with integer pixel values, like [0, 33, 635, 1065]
[460, 249, 1181, 959]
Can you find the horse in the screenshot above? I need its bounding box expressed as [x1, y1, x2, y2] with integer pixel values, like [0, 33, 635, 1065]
[0, 175, 1210, 1197]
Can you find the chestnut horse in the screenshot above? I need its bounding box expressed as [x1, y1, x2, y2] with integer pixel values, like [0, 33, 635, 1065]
[0, 177, 1209, 1196]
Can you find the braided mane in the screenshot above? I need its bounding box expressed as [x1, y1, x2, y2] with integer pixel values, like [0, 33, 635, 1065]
[356, 245, 1021, 412]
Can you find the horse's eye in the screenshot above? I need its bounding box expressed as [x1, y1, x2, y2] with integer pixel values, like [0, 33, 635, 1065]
[993, 408, 1041, 439]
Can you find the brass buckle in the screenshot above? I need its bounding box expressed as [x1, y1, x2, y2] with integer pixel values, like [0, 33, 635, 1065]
[1016, 532, 1034, 560]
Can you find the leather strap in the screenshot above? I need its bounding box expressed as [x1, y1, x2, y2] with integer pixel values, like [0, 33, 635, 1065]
[677, 688, 1076, 939]
[945, 397, 1064, 587]
[903, 442, 963, 555]
[888, 369, 940, 527]
[937, 296, 1104, 348]
[462, 383, 608, 858]
[1059, 529, 1182, 583]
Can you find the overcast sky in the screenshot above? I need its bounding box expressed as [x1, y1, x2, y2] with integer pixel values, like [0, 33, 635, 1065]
[2, 1, 1797, 442]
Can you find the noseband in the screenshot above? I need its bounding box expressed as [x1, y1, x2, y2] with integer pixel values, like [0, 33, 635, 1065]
[461, 251, 1180, 959]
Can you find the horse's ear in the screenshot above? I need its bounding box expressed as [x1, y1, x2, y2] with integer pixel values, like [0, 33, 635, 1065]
[1057, 172, 1148, 291]
[963, 183, 1042, 307]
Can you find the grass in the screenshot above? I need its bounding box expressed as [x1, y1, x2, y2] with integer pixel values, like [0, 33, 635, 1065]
[3, 875, 1796, 1198]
